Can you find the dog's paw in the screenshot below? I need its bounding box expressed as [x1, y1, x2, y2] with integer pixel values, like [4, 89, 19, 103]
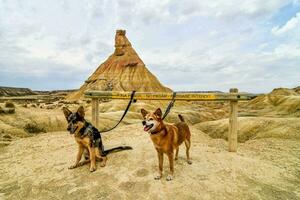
[154, 174, 162, 180]
[89, 166, 96, 172]
[99, 157, 107, 167]
[68, 164, 78, 169]
[187, 160, 193, 165]
[166, 175, 173, 181]
[100, 162, 106, 167]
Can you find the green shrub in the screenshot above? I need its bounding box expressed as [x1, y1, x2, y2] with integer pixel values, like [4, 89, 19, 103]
[5, 101, 15, 108]
[24, 123, 46, 134]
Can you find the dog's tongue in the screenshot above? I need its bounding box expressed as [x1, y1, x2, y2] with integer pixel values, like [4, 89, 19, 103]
[144, 126, 150, 131]
[144, 124, 154, 132]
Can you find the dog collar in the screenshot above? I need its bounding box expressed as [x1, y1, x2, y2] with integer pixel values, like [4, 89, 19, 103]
[150, 126, 166, 135]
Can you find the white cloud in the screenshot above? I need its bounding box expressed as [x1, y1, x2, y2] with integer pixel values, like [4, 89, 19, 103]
[0, 0, 299, 91]
[168, 0, 289, 22]
[271, 12, 300, 35]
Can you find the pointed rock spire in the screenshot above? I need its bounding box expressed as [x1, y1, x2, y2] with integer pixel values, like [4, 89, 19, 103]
[67, 30, 171, 100]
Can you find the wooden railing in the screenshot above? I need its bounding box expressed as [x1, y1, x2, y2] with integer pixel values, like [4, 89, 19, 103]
[84, 88, 256, 152]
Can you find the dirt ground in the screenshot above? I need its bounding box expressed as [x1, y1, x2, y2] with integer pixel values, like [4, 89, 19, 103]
[0, 124, 299, 200]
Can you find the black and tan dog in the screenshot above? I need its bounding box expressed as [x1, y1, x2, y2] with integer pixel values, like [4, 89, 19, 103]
[63, 106, 132, 172]
[141, 108, 192, 181]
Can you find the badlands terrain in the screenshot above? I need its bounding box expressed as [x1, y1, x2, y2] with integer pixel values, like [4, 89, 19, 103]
[0, 87, 299, 200]
[0, 31, 299, 199]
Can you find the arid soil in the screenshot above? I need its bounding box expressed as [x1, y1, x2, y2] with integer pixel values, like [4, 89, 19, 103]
[0, 123, 299, 200]
[0, 87, 299, 199]
[1, 28, 298, 199]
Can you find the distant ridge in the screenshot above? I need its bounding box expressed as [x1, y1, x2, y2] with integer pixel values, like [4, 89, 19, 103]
[176, 91, 223, 93]
[34, 89, 77, 95]
[0, 86, 36, 97]
[0, 86, 77, 97]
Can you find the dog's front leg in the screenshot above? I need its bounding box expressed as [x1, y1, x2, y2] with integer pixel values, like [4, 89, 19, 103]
[69, 145, 84, 169]
[175, 147, 179, 160]
[88, 146, 96, 172]
[166, 152, 174, 181]
[155, 149, 163, 180]
[95, 147, 107, 167]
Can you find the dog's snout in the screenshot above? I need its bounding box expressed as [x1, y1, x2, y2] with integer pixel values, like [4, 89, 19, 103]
[142, 121, 146, 125]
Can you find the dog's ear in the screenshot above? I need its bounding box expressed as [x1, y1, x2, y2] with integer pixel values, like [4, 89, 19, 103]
[62, 107, 72, 120]
[154, 108, 162, 118]
[77, 106, 85, 118]
[141, 108, 148, 118]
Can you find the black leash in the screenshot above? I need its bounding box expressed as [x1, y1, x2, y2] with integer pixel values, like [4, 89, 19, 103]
[162, 92, 176, 120]
[101, 91, 136, 133]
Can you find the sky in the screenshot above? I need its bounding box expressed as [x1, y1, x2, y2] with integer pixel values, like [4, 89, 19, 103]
[0, 0, 299, 93]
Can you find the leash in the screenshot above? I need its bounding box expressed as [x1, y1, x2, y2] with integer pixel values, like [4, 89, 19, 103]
[100, 91, 136, 133]
[99, 90, 175, 132]
[162, 92, 176, 120]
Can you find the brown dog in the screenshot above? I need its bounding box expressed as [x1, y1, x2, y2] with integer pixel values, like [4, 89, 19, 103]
[63, 106, 132, 172]
[141, 108, 192, 181]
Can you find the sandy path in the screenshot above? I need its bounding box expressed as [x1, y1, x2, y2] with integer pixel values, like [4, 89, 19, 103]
[0, 124, 299, 200]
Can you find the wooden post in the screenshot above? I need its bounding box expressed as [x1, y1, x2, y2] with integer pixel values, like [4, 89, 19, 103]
[229, 88, 238, 152]
[91, 98, 99, 128]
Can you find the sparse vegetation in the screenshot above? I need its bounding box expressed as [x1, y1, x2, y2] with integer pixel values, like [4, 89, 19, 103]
[5, 108, 15, 114]
[0, 106, 4, 114]
[30, 104, 37, 108]
[24, 122, 46, 134]
[0, 105, 15, 114]
[45, 104, 56, 109]
[5, 101, 15, 108]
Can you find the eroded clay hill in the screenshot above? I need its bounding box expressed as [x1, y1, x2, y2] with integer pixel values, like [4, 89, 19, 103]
[195, 86, 300, 143]
[67, 30, 171, 100]
[241, 87, 300, 117]
[0, 86, 36, 97]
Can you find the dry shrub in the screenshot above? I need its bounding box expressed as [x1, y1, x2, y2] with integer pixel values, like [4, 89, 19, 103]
[0, 106, 4, 114]
[24, 122, 46, 134]
[0, 106, 15, 114]
[5, 108, 15, 114]
[45, 105, 56, 109]
[5, 101, 15, 108]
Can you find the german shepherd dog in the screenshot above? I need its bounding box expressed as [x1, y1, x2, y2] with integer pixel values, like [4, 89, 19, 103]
[63, 106, 132, 172]
[141, 108, 192, 181]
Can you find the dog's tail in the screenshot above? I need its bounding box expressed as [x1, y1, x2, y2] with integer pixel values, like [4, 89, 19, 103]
[103, 146, 132, 155]
[178, 114, 185, 122]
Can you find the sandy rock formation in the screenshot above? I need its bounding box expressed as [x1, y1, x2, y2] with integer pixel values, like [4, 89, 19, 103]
[242, 87, 300, 116]
[67, 30, 171, 100]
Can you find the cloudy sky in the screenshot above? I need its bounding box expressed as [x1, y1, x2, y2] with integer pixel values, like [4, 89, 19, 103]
[0, 0, 299, 93]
